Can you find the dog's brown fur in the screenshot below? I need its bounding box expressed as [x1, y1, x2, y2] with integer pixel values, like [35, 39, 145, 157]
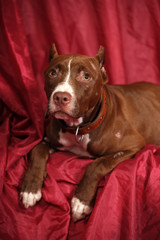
[21, 44, 160, 221]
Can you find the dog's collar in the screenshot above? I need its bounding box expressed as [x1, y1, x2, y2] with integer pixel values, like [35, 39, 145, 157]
[58, 87, 107, 139]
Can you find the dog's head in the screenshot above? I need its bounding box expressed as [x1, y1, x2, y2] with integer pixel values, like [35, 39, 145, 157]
[44, 44, 108, 127]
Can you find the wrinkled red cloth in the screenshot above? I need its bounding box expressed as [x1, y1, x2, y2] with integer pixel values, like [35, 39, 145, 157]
[1, 0, 160, 239]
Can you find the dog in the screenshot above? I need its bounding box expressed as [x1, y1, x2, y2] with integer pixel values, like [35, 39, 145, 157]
[20, 44, 160, 221]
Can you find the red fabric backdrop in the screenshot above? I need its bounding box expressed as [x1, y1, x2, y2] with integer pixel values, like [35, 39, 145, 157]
[1, 0, 160, 239]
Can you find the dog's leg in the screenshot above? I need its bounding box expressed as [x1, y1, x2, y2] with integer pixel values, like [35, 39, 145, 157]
[71, 146, 143, 221]
[20, 141, 51, 208]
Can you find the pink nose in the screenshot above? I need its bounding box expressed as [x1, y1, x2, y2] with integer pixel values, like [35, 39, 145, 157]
[53, 91, 72, 106]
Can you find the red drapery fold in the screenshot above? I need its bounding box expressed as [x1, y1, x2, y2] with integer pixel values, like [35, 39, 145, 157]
[1, 0, 160, 239]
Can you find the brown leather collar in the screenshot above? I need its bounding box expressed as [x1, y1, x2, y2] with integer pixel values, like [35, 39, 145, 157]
[59, 87, 107, 136]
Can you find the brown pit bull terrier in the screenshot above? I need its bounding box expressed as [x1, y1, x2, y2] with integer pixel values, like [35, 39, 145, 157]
[20, 44, 160, 221]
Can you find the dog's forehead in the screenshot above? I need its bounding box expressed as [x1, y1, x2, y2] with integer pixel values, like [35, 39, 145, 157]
[50, 54, 98, 71]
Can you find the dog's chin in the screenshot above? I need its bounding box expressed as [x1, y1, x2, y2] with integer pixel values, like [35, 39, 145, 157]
[53, 111, 83, 127]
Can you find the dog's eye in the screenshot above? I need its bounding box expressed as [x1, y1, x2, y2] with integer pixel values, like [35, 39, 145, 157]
[48, 70, 56, 78]
[76, 70, 92, 82]
[84, 73, 90, 80]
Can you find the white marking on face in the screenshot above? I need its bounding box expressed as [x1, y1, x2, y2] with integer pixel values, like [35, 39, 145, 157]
[49, 59, 76, 114]
[71, 196, 92, 221]
[65, 59, 72, 83]
[20, 190, 42, 208]
[58, 130, 92, 157]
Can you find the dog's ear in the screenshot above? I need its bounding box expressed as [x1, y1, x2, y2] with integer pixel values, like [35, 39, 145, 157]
[95, 46, 105, 68]
[95, 46, 108, 83]
[49, 43, 58, 62]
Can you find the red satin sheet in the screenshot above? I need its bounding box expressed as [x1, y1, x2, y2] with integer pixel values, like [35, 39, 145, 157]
[1, 1, 160, 239]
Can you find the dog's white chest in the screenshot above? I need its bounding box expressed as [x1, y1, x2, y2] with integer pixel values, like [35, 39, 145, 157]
[57, 129, 92, 157]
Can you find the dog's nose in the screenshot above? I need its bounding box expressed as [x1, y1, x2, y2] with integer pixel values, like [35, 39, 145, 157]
[53, 92, 72, 106]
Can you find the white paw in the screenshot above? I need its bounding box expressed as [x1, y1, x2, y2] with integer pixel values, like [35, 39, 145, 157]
[20, 190, 42, 208]
[71, 197, 92, 222]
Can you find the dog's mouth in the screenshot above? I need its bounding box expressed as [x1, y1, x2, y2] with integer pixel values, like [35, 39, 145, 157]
[53, 111, 83, 127]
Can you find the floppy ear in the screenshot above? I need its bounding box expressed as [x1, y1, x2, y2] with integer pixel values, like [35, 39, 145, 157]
[49, 43, 58, 62]
[95, 46, 108, 83]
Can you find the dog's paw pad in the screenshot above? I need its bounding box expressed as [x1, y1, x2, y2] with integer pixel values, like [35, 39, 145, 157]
[20, 190, 42, 208]
[71, 197, 92, 222]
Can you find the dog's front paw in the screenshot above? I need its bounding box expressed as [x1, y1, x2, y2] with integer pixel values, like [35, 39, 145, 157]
[20, 190, 42, 208]
[20, 169, 44, 208]
[71, 197, 92, 222]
